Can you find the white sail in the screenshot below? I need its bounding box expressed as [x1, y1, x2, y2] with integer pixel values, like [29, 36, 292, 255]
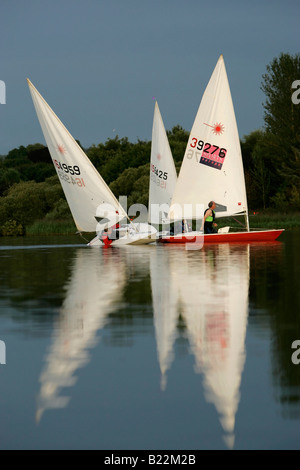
[169, 55, 248, 221]
[27, 79, 127, 232]
[148, 102, 177, 225]
[36, 248, 126, 422]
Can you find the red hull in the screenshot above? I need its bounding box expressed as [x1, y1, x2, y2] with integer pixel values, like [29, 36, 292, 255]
[158, 229, 285, 244]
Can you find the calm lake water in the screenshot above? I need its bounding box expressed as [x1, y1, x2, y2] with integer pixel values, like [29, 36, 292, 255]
[0, 230, 299, 450]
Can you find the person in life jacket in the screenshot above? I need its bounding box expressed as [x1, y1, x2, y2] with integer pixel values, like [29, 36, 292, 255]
[100, 222, 121, 247]
[201, 201, 218, 234]
[101, 229, 113, 247]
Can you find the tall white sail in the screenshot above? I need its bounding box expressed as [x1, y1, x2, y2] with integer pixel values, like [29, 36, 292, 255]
[169, 55, 248, 221]
[27, 79, 127, 232]
[148, 102, 177, 224]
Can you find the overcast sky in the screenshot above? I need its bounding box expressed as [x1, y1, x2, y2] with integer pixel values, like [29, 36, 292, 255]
[0, 0, 299, 155]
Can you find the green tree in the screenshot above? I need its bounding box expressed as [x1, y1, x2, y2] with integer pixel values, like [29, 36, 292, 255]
[87, 136, 150, 185]
[241, 129, 262, 172]
[109, 164, 150, 207]
[2, 144, 55, 184]
[251, 141, 271, 209]
[1, 181, 48, 226]
[0, 168, 21, 195]
[242, 130, 281, 209]
[260, 53, 300, 208]
[261, 53, 300, 142]
[167, 125, 189, 163]
[0, 176, 68, 231]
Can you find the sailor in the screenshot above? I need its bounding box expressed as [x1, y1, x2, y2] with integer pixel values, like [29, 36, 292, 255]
[201, 201, 218, 234]
[100, 228, 113, 247]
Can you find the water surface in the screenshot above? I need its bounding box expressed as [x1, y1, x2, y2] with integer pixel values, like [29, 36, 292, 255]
[0, 231, 299, 450]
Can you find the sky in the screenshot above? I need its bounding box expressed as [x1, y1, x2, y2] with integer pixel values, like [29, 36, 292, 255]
[0, 0, 299, 155]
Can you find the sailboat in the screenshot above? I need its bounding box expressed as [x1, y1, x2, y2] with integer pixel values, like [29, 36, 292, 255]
[148, 101, 178, 228]
[27, 79, 157, 246]
[158, 55, 284, 244]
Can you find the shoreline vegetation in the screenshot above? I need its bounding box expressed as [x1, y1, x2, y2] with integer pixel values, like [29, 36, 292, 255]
[0, 137, 299, 237]
[22, 211, 300, 237]
[0, 53, 299, 238]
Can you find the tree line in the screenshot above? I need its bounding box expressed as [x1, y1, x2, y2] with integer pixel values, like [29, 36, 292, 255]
[0, 52, 299, 236]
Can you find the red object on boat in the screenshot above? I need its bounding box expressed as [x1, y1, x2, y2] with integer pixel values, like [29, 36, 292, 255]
[101, 234, 113, 247]
[158, 229, 285, 244]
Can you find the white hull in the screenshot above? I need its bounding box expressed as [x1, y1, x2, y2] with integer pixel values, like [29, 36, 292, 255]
[88, 223, 157, 247]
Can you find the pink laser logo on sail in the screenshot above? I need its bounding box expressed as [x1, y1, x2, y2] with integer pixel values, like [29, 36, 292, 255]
[204, 122, 225, 135]
[57, 144, 67, 155]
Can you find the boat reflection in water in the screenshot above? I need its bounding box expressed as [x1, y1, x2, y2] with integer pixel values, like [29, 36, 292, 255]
[150, 247, 179, 391]
[151, 244, 250, 449]
[36, 248, 126, 423]
[37, 242, 250, 449]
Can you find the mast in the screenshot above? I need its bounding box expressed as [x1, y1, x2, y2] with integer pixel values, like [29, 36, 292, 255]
[245, 210, 250, 232]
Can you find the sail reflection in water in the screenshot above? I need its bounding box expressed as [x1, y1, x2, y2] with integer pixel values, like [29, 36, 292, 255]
[36, 248, 126, 422]
[151, 245, 249, 449]
[150, 247, 179, 391]
[36, 243, 249, 449]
